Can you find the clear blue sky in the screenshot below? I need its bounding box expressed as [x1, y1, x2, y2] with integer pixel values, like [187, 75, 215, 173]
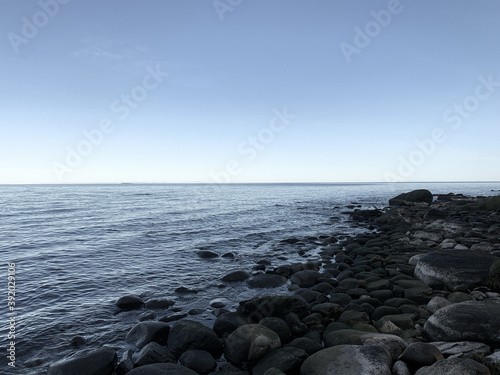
[1, 0, 499, 183]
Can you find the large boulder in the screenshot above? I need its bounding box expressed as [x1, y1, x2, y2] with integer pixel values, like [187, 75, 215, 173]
[247, 274, 288, 288]
[389, 189, 433, 206]
[414, 358, 490, 375]
[224, 324, 281, 366]
[135, 342, 173, 367]
[127, 363, 199, 375]
[237, 295, 309, 321]
[290, 270, 322, 288]
[424, 300, 500, 348]
[222, 271, 250, 282]
[47, 347, 117, 375]
[126, 321, 170, 349]
[300, 345, 393, 375]
[213, 312, 248, 338]
[115, 295, 144, 310]
[167, 320, 222, 359]
[414, 250, 496, 289]
[180, 350, 217, 374]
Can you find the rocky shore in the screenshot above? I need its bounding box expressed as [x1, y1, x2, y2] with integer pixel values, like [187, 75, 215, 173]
[46, 190, 500, 375]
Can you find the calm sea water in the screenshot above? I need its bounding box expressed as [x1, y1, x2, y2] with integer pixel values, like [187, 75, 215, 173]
[2, 182, 499, 373]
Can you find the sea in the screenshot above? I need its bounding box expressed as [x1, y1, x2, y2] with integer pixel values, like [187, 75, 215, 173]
[2, 182, 500, 373]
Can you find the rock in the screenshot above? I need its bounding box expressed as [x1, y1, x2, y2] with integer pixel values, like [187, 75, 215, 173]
[430, 341, 491, 358]
[371, 306, 400, 322]
[213, 312, 248, 338]
[116, 349, 134, 375]
[365, 279, 391, 292]
[237, 295, 309, 320]
[47, 347, 117, 375]
[424, 300, 500, 348]
[389, 189, 433, 206]
[374, 318, 403, 335]
[70, 336, 86, 347]
[263, 368, 286, 375]
[222, 271, 250, 282]
[447, 292, 474, 303]
[197, 250, 219, 258]
[210, 298, 228, 308]
[288, 337, 323, 355]
[324, 329, 407, 361]
[247, 274, 288, 288]
[180, 350, 217, 374]
[253, 347, 309, 375]
[300, 345, 393, 375]
[167, 320, 222, 359]
[259, 317, 292, 343]
[427, 296, 451, 314]
[208, 363, 249, 375]
[174, 286, 198, 294]
[398, 343, 443, 369]
[222, 252, 235, 258]
[484, 351, 500, 366]
[135, 342, 173, 367]
[139, 311, 156, 321]
[127, 363, 199, 375]
[160, 313, 189, 322]
[310, 303, 343, 320]
[414, 250, 496, 289]
[145, 299, 175, 309]
[412, 231, 443, 243]
[392, 360, 411, 375]
[414, 358, 490, 375]
[126, 321, 170, 349]
[224, 324, 281, 366]
[290, 270, 322, 288]
[115, 295, 144, 310]
[337, 310, 369, 326]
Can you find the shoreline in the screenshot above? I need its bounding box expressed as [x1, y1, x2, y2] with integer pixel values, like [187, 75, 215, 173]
[45, 189, 500, 375]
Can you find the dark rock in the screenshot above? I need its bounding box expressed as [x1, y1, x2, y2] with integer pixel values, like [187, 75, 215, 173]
[222, 252, 235, 258]
[47, 347, 117, 375]
[159, 313, 188, 323]
[399, 343, 443, 369]
[288, 337, 323, 355]
[301, 345, 392, 375]
[70, 336, 86, 347]
[389, 189, 433, 206]
[209, 298, 228, 308]
[116, 349, 134, 375]
[127, 363, 199, 375]
[180, 350, 217, 374]
[208, 363, 249, 375]
[310, 303, 343, 320]
[247, 274, 287, 288]
[188, 308, 205, 315]
[392, 360, 411, 375]
[430, 341, 491, 358]
[337, 310, 369, 326]
[328, 293, 352, 306]
[126, 321, 171, 349]
[115, 295, 144, 310]
[224, 324, 281, 366]
[414, 250, 496, 289]
[237, 295, 309, 321]
[167, 320, 222, 359]
[259, 317, 292, 343]
[423, 299, 500, 348]
[135, 342, 173, 367]
[414, 358, 490, 375]
[370, 306, 400, 322]
[197, 250, 219, 258]
[290, 270, 322, 288]
[174, 287, 198, 294]
[253, 347, 308, 375]
[139, 311, 156, 321]
[213, 312, 248, 338]
[222, 271, 250, 282]
[144, 299, 175, 309]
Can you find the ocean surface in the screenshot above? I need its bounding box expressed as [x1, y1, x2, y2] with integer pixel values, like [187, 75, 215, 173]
[2, 182, 500, 373]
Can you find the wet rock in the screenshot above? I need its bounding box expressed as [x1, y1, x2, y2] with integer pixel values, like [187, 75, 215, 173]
[126, 321, 171, 349]
[398, 343, 443, 369]
[427, 296, 451, 314]
[167, 320, 222, 359]
[237, 295, 309, 320]
[414, 250, 496, 289]
[447, 292, 474, 303]
[197, 250, 219, 258]
[70, 336, 86, 347]
[222, 271, 251, 282]
[47, 347, 117, 375]
[210, 298, 228, 308]
[139, 311, 156, 321]
[424, 300, 500, 348]
[247, 274, 287, 288]
[174, 286, 198, 294]
[310, 303, 343, 320]
[259, 317, 291, 343]
[392, 360, 411, 375]
[337, 310, 369, 326]
[180, 350, 217, 374]
[135, 342, 173, 367]
[160, 313, 188, 322]
[213, 312, 248, 338]
[127, 363, 198, 375]
[253, 347, 309, 375]
[115, 295, 144, 310]
[208, 363, 249, 375]
[414, 358, 490, 375]
[290, 270, 322, 288]
[301, 345, 392, 375]
[145, 299, 175, 309]
[389, 189, 433, 206]
[224, 324, 281, 366]
[116, 349, 134, 375]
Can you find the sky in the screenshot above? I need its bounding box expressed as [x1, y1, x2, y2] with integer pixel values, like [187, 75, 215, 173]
[1, 0, 499, 184]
